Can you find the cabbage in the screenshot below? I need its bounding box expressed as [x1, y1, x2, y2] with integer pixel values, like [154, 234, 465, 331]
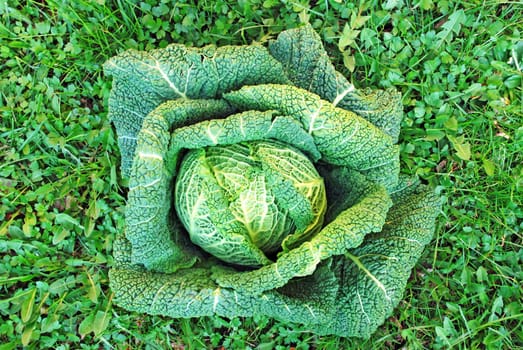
[104, 25, 440, 338]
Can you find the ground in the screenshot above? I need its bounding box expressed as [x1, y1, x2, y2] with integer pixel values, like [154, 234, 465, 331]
[0, 0, 521, 349]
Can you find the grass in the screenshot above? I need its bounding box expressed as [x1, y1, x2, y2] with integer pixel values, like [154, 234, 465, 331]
[1, 0, 522, 348]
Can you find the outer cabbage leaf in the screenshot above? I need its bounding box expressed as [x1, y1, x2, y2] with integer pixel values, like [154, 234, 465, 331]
[212, 172, 392, 294]
[224, 84, 400, 190]
[318, 177, 440, 336]
[126, 99, 234, 272]
[167, 110, 321, 167]
[269, 24, 403, 142]
[109, 179, 439, 339]
[104, 44, 289, 177]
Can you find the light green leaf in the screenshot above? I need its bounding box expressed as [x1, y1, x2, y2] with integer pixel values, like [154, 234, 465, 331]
[476, 266, 488, 282]
[443, 116, 458, 131]
[21, 323, 36, 347]
[418, 0, 434, 10]
[436, 10, 466, 47]
[40, 314, 60, 333]
[22, 213, 36, 237]
[383, 0, 403, 10]
[455, 143, 471, 160]
[425, 129, 446, 141]
[20, 288, 36, 324]
[86, 272, 99, 303]
[78, 314, 94, 337]
[342, 51, 356, 72]
[351, 14, 370, 29]
[339, 24, 360, 51]
[482, 158, 496, 176]
[93, 310, 111, 337]
[448, 135, 471, 160]
[55, 212, 84, 229]
[52, 228, 69, 245]
[489, 296, 504, 322]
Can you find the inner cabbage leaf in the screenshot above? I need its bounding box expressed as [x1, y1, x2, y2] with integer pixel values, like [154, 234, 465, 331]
[175, 140, 326, 267]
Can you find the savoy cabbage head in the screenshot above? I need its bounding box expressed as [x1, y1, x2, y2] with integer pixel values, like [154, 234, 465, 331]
[104, 25, 440, 339]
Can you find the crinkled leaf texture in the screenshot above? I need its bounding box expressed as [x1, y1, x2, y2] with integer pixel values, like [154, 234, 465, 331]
[104, 25, 440, 339]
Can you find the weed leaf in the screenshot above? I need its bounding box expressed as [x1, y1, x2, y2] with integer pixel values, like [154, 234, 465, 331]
[436, 10, 466, 48]
[20, 288, 36, 324]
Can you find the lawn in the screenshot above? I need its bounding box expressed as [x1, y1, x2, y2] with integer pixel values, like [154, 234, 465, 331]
[0, 0, 522, 349]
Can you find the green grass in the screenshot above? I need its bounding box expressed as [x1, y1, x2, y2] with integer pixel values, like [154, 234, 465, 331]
[1, 0, 521, 348]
